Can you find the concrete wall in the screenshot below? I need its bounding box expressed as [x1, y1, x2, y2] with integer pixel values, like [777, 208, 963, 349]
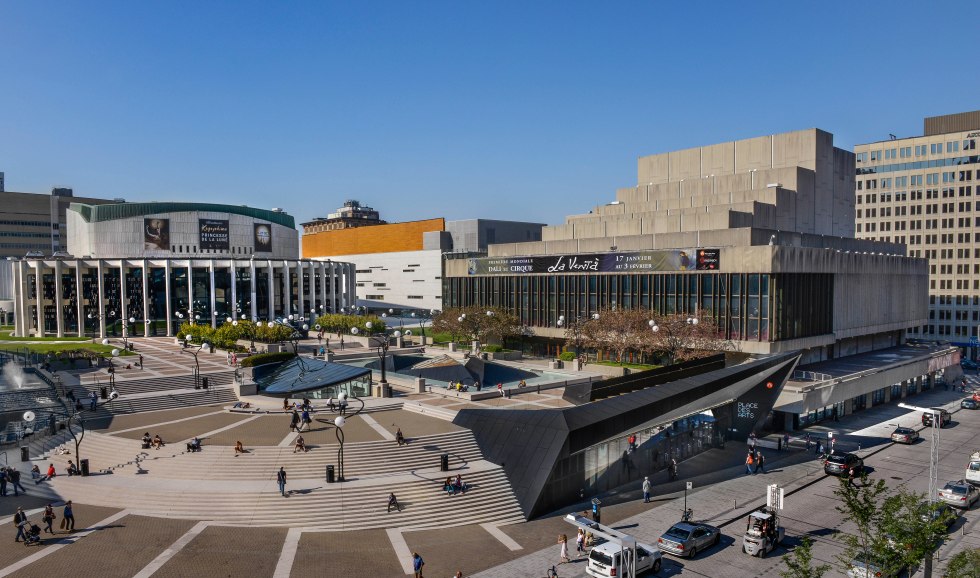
[445, 219, 544, 253]
[316, 249, 443, 311]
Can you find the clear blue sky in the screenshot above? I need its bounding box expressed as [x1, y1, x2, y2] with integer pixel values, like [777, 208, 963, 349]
[2, 1, 979, 228]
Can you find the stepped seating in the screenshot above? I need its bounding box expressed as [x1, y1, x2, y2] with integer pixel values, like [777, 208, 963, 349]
[57, 429, 481, 480]
[77, 371, 236, 397]
[39, 460, 523, 530]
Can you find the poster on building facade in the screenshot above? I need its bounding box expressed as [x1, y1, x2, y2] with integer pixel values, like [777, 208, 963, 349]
[144, 218, 170, 251]
[253, 223, 273, 253]
[467, 248, 720, 275]
[199, 219, 230, 250]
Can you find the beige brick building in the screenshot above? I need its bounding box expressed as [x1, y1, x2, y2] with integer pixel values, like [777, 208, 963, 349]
[854, 111, 980, 347]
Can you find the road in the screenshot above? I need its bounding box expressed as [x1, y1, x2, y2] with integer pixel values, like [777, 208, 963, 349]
[650, 399, 980, 577]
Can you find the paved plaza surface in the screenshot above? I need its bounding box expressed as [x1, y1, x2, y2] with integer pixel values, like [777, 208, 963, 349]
[1, 337, 978, 577]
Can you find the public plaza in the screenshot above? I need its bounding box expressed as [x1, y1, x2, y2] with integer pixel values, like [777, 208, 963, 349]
[0, 335, 978, 578]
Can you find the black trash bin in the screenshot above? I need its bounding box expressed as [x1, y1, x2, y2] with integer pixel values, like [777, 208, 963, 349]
[80, 458, 90, 477]
[202, 377, 209, 389]
[100, 386, 108, 400]
[20, 446, 29, 462]
[440, 453, 449, 472]
[326, 465, 335, 483]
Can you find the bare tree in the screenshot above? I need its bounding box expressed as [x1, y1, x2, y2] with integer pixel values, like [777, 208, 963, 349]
[564, 308, 657, 366]
[650, 309, 730, 364]
[433, 306, 524, 346]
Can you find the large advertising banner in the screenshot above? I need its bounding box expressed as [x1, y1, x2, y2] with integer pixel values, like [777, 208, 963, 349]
[253, 223, 273, 253]
[199, 219, 230, 250]
[467, 248, 720, 275]
[144, 218, 170, 251]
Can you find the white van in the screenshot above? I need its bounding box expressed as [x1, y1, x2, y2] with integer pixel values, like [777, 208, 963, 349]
[967, 451, 980, 486]
[586, 540, 662, 577]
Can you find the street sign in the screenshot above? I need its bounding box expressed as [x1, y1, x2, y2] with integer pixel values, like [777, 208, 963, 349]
[767, 484, 784, 510]
[686, 482, 693, 490]
[827, 431, 834, 439]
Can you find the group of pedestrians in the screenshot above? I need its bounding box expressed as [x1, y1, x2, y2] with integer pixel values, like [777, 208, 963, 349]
[1, 466, 28, 496]
[745, 434, 767, 474]
[13, 500, 75, 542]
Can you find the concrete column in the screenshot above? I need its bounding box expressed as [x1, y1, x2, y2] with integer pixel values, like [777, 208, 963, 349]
[32, 262, 44, 336]
[187, 263, 194, 321]
[349, 263, 356, 308]
[209, 260, 217, 328]
[296, 261, 305, 319]
[54, 260, 64, 337]
[927, 372, 936, 389]
[284, 260, 292, 318]
[319, 262, 328, 313]
[230, 261, 238, 318]
[250, 260, 258, 321]
[75, 264, 84, 337]
[96, 260, 106, 338]
[900, 380, 908, 399]
[142, 261, 150, 336]
[328, 262, 336, 312]
[307, 262, 316, 318]
[119, 263, 128, 338]
[164, 260, 173, 336]
[266, 261, 274, 320]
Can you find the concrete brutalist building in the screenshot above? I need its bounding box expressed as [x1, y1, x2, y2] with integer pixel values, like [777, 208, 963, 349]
[445, 128, 958, 428]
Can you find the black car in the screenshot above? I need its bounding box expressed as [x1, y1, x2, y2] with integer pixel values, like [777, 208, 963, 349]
[922, 408, 951, 427]
[824, 453, 864, 476]
[962, 360, 978, 371]
[962, 398, 979, 410]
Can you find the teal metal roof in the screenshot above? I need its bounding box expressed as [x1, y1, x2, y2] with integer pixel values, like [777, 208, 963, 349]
[256, 357, 372, 394]
[68, 202, 295, 229]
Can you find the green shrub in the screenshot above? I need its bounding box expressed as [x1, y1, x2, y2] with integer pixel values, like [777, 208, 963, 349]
[482, 344, 504, 352]
[240, 351, 296, 367]
[558, 351, 576, 361]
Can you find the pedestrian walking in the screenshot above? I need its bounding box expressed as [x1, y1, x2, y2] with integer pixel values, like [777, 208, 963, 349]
[755, 452, 766, 474]
[42, 504, 56, 534]
[781, 433, 790, 451]
[847, 467, 857, 487]
[10, 468, 25, 496]
[748, 432, 757, 452]
[558, 533, 570, 564]
[63, 500, 75, 532]
[299, 409, 311, 432]
[339, 397, 348, 415]
[138, 354, 144, 369]
[576, 528, 585, 556]
[276, 467, 287, 497]
[387, 492, 400, 512]
[0, 467, 7, 496]
[231, 353, 237, 366]
[13, 507, 28, 542]
[804, 433, 811, 451]
[289, 410, 299, 432]
[89, 390, 97, 411]
[642, 476, 651, 503]
[815, 441, 822, 455]
[745, 452, 755, 475]
[497, 382, 504, 397]
[668, 457, 678, 481]
[412, 552, 424, 578]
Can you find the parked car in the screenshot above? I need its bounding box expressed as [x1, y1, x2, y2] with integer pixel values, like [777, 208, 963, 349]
[920, 500, 958, 527]
[967, 452, 980, 486]
[824, 453, 864, 476]
[961, 359, 979, 371]
[890, 427, 918, 444]
[962, 398, 979, 410]
[657, 522, 721, 558]
[846, 550, 900, 578]
[586, 541, 662, 577]
[938, 480, 980, 509]
[922, 408, 951, 427]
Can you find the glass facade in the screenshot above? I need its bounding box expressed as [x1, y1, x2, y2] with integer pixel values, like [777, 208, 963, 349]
[445, 272, 832, 342]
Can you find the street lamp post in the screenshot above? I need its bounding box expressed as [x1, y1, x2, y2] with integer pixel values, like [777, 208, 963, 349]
[87, 309, 117, 339]
[332, 391, 365, 482]
[351, 321, 401, 387]
[60, 387, 120, 477]
[179, 334, 212, 389]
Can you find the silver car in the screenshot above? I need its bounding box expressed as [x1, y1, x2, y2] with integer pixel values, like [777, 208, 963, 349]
[938, 480, 980, 509]
[657, 522, 721, 558]
[889, 427, 918, 444]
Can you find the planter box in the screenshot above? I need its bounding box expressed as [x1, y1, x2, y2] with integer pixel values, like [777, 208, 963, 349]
[489, 350, 523, 361]
[548, 360, 564, 370]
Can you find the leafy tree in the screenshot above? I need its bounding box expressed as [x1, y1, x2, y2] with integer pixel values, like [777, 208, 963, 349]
[780, 535, 830, 578]
[944, 548, 980, 578]
[432, 307, 523, 346]
[833, 473, 952, 577]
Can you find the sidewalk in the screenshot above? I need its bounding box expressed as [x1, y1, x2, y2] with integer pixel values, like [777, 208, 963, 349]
[473, 384, 970, 578]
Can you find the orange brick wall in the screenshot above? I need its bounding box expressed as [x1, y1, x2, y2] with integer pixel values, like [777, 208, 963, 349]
[302, 218, 445, 257]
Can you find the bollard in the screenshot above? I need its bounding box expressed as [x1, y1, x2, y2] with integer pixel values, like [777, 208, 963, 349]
[734, 498, 737, 510]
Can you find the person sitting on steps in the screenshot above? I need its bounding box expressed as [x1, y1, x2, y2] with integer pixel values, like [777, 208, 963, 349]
[235, 440, 246, 456]
[141, 432, 152, 449]
[293, 435, 308, 453]
[387, 492, 401, 512]
[152, 434, 165, 450]
[66, 460, 79, 476]
[395, 428, 406, 446]
[186, 437, 202, 452]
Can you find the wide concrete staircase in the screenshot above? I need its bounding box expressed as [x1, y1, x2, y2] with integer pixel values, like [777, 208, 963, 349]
[32, 428, 525, 530]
